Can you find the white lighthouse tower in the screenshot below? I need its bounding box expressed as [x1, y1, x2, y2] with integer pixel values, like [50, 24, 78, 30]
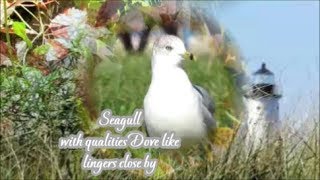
[244, 63, 282, 149]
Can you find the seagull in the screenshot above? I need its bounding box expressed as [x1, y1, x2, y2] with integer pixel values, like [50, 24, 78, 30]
[143, 35, 216, 140]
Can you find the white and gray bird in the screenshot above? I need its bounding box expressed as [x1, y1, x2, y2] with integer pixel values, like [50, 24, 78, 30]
[143, 35, 216, 140]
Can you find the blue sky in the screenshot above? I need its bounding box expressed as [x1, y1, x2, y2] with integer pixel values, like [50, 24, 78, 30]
[213, 1, 319, 119]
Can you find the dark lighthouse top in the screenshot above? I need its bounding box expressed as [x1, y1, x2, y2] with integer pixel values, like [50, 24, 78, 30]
[245, 63, 281, 98]
[254, 63, 274, 75]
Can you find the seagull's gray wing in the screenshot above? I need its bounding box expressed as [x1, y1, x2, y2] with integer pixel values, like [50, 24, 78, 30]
[193, 85, 217, 130]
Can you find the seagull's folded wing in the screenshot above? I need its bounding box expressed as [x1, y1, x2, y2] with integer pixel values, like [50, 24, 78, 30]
[193, 85, 217, 130]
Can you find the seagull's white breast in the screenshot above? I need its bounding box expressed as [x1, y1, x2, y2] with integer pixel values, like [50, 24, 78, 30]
[143, 68, 206, 139]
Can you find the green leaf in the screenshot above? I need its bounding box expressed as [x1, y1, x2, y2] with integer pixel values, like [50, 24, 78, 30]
[225, 111, 240, 124]
[33, 44, 50, 55]
[12, 21, 32, 48]
[95, 39, 113, 60]
[132, 0, 150, 7]
[88, 1, 103, 10]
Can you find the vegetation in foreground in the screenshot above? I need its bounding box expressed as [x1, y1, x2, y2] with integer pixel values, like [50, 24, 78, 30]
[1, 54, 319, 179]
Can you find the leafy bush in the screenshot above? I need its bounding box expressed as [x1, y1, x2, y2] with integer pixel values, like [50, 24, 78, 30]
[0, 66, 81, 141]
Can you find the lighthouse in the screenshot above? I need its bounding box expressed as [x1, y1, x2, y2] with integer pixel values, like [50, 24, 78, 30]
[243, 63, 282, 149]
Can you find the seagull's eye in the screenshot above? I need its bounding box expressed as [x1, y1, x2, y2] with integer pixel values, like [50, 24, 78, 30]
[165, 46, 173, 51]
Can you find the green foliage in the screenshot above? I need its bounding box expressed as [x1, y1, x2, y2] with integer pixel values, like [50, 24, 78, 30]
[185, 56, 242, 127]
[124, 0, 161, 7]
[122, 0, 161, 14]
[93, 54, 152, 115]
[87, 0, 105, 9]
[33, 44, 50, 55]
[0, 65, 87, 179]
[12, 21, 32, 48]
[0, 66, 81, 140]
[130, 0, 152, 7]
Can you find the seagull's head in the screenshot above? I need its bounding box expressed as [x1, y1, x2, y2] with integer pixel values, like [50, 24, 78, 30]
[152, 35, 194, 68]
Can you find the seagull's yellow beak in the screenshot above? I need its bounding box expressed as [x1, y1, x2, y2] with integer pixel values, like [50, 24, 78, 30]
[183, 51, 196, 61]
